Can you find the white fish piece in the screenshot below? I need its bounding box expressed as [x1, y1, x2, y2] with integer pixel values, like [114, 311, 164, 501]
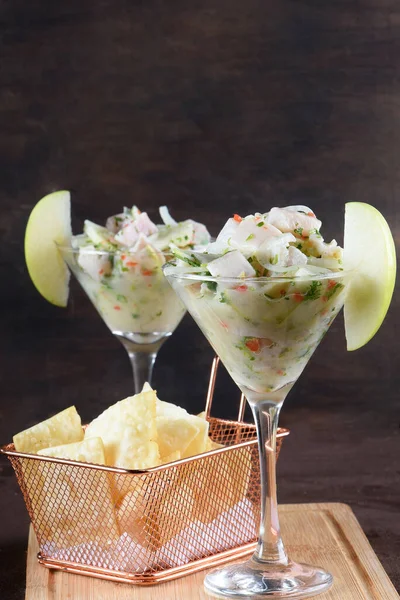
[283, 205, 316, 217]
[255, 233, 296, 267]
[309, 233, 343, 260]
[267, 207, 322, 236]
[114, 213, 157, 246]
[105, 213, 127, 233]
[133, 212, 158, 237]
[128, 235, 166, 274]
[228, 217, 282, 258]
[307, 256, 343, 270]
[205, 218, 240, 254]
[130, 233, 150, 253]
[207, 250, 256, 278]
[114, 220, 139, 246]
[287, 245, 308, 266]
[78, 245, 112, 281]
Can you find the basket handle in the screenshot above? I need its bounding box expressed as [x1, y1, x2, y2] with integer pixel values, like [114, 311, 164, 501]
[204, 355, 247, 422]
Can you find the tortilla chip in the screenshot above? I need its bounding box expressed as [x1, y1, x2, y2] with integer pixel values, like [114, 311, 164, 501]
[24, 437, 120, 547]
[85, 390, 160, 470]
[13, 407, 83, 454]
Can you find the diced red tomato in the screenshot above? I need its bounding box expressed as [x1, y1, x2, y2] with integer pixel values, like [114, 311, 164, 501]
[98, 269, 104, 275]
[221, 321, 229, 330]
[307, 211, 316, 217]
[121, 255, 126, 260]
[233, 214, 242, 223]
[277, 369, 286, 376]
[114, 305, 121, 311]
[141, 268, 153, 276]
[327, 279, 337, 289]
[126, 261, 138, 267]
[293, 293, 304, 302]
[235, 284, 248, 292]
[245, 338, 261, 353]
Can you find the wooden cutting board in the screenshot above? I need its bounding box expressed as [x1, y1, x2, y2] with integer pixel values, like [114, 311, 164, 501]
[25, 503, 399, 599]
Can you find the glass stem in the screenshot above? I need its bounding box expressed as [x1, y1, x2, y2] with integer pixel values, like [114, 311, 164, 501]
[249, 398, 289, 565]
[115, 335, 166, 394]
[129, 350, 157, 394]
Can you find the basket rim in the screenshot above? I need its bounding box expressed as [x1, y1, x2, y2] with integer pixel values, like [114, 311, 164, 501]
[0, 417, 290, 474]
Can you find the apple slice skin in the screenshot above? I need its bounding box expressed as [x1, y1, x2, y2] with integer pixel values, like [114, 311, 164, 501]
[344, 202, 396, 351]
[24, 190, 72, 307]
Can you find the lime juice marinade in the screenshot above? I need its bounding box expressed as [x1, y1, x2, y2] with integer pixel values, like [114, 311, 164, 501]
[66, 248, 186, 335]
[174, 273, 347, 395]
[165, 205, 347, 396]
[66, 206, 210, 336]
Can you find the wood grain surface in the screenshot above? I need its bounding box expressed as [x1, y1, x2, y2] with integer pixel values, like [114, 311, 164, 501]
[25, 504, 399, 599]
[0, 0, 399, 598]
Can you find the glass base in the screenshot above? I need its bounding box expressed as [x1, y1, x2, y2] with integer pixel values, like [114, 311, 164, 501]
[204, 559, 333, 599]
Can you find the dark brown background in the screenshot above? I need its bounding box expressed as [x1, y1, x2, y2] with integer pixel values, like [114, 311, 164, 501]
[0, 0, 399, 597]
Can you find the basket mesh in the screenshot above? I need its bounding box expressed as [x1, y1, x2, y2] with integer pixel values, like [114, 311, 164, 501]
[4, 417, 286, 581]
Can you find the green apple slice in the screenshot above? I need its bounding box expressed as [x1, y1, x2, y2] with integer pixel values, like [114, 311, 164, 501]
[25, 190, 72, 307]
[344, 202, 396, 351]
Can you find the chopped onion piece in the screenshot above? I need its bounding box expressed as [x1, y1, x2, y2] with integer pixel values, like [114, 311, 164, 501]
[159, 206, 178, 226]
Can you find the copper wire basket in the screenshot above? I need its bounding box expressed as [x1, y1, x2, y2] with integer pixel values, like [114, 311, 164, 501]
[0, 356, 289, 585]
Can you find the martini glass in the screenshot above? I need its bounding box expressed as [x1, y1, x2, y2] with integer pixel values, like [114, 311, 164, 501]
[59, 246, 186, 393]
[164, 266, 348, 598]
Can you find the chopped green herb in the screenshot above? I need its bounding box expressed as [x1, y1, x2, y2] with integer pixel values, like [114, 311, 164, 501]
[296, 243, 303, 250]
[121, 266, 129, 272]
[325, 282, 344, 300]
[294, 227, 304, 236]
[257, 221, 265, 227]
[184, 235, 189, 240]
[170, 247, 200, 267]
[132, 313, 140, 319]
[156, 310, 163, 317]
[246, 233, 255, 241]
[206, 281, 217, 292]
[219, 291, 228, 303]
[269, 255, 279, 265]
[116, 294, 127, 303]
[303, 280, 322, 301]
[310, 228, 322, 237]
